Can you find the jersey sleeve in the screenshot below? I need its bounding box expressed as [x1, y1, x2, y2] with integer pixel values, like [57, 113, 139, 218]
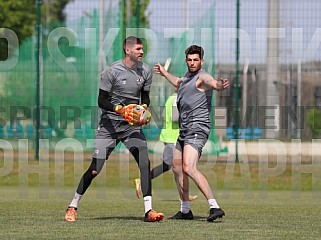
[100, 66, 114, 92]
[143, 65, 153, 92]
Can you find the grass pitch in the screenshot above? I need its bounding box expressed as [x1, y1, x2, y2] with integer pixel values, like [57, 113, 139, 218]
[0, 153, 321, 239]
[0, 188, 320, 240]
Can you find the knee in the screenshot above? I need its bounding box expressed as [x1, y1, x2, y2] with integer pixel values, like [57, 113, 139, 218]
[182, 164, 194, 177]
[85, 168, 99, 179]
[91, 170, 98, 177]
[87, 158, 104, 178]
[131, 147, 149, 167]
[172, 163, 182, 175]
[182, 165, 189, 174]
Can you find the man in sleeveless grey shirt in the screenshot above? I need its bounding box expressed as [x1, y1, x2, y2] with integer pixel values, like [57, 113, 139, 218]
[64, 36, 164, 222]
[154, 45, 230, 222]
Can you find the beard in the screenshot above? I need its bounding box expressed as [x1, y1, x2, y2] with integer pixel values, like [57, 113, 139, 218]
[130, 55, 143, 63]
[188, 66, 200, 73]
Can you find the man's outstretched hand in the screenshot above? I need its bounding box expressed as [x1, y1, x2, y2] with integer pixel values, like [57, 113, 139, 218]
[153, 63, 167, 76]
[217, 78, 230, 91]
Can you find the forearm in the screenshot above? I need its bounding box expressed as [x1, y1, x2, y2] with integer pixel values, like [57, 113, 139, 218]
[163, 71, 181, 88]
[200, 73, 224, 91]
[98, 89, 117, 111]
[212, 79, 223, 91]
[141, 90, 150, 106]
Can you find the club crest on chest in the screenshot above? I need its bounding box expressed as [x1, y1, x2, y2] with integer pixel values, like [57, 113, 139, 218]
[137, 77, 144, 83]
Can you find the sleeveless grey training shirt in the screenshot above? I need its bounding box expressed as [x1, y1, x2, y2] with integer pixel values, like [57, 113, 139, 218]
[177, 69, 213, 138]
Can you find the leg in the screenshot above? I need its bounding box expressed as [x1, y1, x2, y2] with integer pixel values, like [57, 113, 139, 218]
[182, 144, 214, 200]
[65, 158, 107, 222]
[123, 131, 164, 222]
[172, 147, 188, 201]
[76, 158, 106, 195]
[170, 144, 194, 220]
[135, 142, 173, 199]
[65, 128, 117, 222]
[76, 137, 117, 196]
[150, 142, 174, 179]
[150, 163, 171, 179]
[123, 132, 151, 197]
[182, 144, 225, 221]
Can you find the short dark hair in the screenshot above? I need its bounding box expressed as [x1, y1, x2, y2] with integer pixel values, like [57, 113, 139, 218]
[185, 45, 204, 59]
[123, 36, 143, 54]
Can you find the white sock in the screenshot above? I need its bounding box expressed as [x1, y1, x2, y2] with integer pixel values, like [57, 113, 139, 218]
[180, 201, 190, 214]
[208, 199, 220, 209]
[144, 196, 152, 214]
[69, 192, 82, 209]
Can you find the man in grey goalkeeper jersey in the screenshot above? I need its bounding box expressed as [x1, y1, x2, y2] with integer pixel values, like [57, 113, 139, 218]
[154, 45, 230, 222]
[64, 36, 164, 222]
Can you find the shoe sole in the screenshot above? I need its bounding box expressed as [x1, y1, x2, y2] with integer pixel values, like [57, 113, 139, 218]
[65, 208, 77, 222]
[65, 217, 76, 222]
[169, 211, 194, 220]
[169, 217, 194, 220]
[144, 214, 165, 222]
[207, 212, 225, 222]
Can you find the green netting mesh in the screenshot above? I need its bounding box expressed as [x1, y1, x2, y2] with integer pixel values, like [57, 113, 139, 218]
[0, 1, 222, 154]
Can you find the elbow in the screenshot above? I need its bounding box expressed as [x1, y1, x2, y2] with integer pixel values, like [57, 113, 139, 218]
[175, 78, 182, 88]
[97, 97, 104, 108]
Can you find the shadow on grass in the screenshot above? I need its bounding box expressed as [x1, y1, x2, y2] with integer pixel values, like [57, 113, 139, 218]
[94, 216, 145, 221]
[94, 215, 224, 223]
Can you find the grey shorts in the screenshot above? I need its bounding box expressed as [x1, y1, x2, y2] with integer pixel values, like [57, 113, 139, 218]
[162, 143, 175, 166]
[92, 119, 145, 159]
[175, 130, 208, 157]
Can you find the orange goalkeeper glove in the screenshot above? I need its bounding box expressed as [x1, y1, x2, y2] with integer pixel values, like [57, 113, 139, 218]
[115, 104, 140, 125]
